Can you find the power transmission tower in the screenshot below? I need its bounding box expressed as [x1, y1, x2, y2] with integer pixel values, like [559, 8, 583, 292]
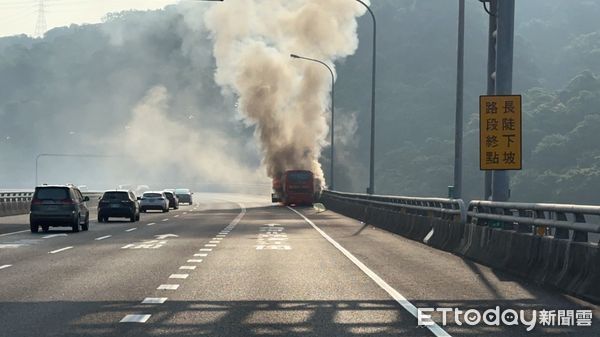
[34, 0, 47, 38]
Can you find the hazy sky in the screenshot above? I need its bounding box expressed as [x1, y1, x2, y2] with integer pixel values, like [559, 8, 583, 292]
[0, 0, 180, 37]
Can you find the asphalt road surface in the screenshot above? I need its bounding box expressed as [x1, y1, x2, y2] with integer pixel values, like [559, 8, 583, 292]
[0, 193, 598, 337]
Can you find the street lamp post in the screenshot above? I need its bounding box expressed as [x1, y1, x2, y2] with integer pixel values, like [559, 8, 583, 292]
[290, 53, 336, 190]
[355, 0, 376, 195]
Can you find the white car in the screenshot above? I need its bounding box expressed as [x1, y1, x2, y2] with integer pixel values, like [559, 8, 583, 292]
[139, 191, 169, 213]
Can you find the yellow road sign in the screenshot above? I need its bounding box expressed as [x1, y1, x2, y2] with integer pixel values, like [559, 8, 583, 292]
[480, 95, 522, 170]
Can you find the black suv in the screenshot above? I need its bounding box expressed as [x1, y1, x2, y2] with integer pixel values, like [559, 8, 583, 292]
[30, 185, 90, 233]
[97, 190, 140, 223]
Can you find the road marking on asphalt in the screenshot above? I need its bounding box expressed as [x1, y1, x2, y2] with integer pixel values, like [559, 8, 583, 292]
[142, 297, 167, 304]
[147, 222, 156, 226]
[287, 207, 450, 337]
[179, 266, 196, 270]
[187, 259, 203, 263]
[183, 212, 187, 215]
[157, 284, 179, 290]
[194, 253, 207, 257]
[216, 234, 226, 237]
[49, 246, 73, 254]
[213, 237, 223, 240]
[169, 274, 189, 279]
[199, 248, 212, 251]
[120, 314, 151, 323]
[95, 235, 112, 241]
[125, 228, 137, 232]
[0, 264, 12, 270]
[209, 241, 220, 244]
[42, 234, 68, 239]
[0, 230, 29, 237]
[174, 215, 179, 218]
[205, 244, 217, 247]
[162, 219, 169, 222]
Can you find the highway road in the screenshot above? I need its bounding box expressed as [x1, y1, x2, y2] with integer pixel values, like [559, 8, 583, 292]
[0, 193, 598, 336]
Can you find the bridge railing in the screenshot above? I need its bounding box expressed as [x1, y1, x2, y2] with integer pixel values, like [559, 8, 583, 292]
[0, 191, 103, 217]
[322, 190, 466, 223]
[0, 192, 34, 216]
[467, 200, 600, 243]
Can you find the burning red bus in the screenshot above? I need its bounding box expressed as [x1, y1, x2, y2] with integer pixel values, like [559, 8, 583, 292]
[271, 170, 315, 206]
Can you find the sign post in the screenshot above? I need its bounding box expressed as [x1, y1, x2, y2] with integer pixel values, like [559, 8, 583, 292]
[480, 95, 522, 171]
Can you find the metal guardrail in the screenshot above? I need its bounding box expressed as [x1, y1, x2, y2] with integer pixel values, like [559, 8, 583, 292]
[468, 200, 600, 242]
[323, 190, 467, 223]
[0, 190, 103, 217]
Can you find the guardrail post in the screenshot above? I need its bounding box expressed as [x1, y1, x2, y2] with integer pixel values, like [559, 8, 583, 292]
[555, 212, 570, 239]
[572, 213, 589, 242]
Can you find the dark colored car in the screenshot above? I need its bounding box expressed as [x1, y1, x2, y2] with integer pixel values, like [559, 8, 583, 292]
[164, 191, 179, 209]
[175, 188, 193, 205]
[97, 190, 140, 223]
[30, 185, 90, 233]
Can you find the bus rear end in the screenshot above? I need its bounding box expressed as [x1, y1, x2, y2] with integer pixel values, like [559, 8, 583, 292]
[282, 170, 314, 206]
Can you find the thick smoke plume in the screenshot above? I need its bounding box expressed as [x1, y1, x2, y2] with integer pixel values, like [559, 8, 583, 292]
[204, 0, 366, 184]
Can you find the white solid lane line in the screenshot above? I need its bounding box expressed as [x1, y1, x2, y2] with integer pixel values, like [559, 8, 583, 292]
[147, 222, 156, 226]
[0, 230, 29, 237]
[125, 228, 137, 232]
[49, 246, 74, 254]
[0, 264, 12, 270]
[169, 274, 189, 279]
[287, 207, 451, 337]
[142, 297, 167, 304]
[95, 235, 112, 241]
[157, 284, 179, 290]
[120, 314, 151, 323]
[179, 266, 196, 270]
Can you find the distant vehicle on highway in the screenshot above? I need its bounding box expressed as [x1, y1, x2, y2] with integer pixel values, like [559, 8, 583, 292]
[140, 191, 169, 213]
[163, 191, 179, 210]
[97, 190, 140, 223]
[29, 184, 90, 233]
[272, 170, 315, 206]
[175, 188, 193, 205]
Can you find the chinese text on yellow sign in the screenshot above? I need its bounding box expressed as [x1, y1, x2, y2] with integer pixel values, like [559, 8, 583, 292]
[480, 95, 522, 170]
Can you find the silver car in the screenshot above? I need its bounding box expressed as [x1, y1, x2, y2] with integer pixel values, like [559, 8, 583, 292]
[139, 191, 169, 213]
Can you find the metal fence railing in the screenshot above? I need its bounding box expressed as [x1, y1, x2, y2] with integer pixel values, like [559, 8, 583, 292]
[468, 200, 600, 243]
[322, 190, 467, 223]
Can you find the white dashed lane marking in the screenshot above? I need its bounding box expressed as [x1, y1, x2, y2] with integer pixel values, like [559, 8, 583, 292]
[162, 219, 169, 222]
[169, 274, 189, 279]
[157, 284, 179, 290]
[199, 248, 212, 252]
[194, 253, 207, 257]
[0, 264, 12, 270]
[95, 235, 112, 241]
[49, 246, 73, 254]
[209, 241, 220, 244]
[147, 223, 156, 226]
[0, 230, 29, 237]
[42, 234, 67, 239]
[142, 297, 167, 304]
[174, 215, 179, 218]
[187, 259, 203, 263]
[205, 244, 217, 247]
[179, 266, 196, 270]
[120, 314, 151, 323]
[125, 228, 137, 232]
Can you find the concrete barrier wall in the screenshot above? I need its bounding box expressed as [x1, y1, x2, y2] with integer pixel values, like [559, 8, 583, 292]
[320, 193, 600, 304]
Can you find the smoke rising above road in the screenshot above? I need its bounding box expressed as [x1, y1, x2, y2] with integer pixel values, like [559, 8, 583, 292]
[204, 0, 367, 184]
